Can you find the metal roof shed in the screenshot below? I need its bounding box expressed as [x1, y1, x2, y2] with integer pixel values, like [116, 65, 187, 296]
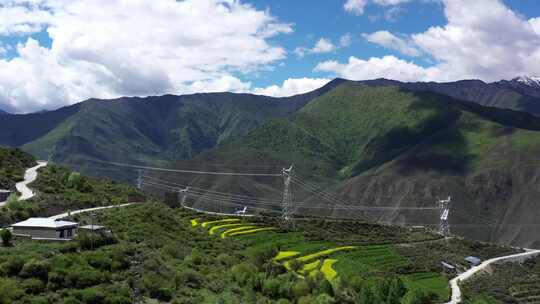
[11, 218, 78, 241]
[465, 256, 482, 266]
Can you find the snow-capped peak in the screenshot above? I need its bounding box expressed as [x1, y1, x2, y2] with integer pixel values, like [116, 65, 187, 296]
[514, 76, 540, 87]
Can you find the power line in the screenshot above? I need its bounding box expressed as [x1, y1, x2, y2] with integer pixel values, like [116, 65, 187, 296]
[67, 159, 282, 177]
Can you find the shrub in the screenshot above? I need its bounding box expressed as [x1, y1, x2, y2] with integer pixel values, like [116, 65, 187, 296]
[288, 259, 303, 272]
[83, 252, 113, 271]
[150, 287, 172, 302]
[0, 229, 12, 247]
[216, 253, 234, 266]
[27, 296, 50, 304]
[79, 287, 105, 304]
[184, 248, 203, 265]
[1, 256, 25, 276]
[292, 280, 311, 298]
[61, 296, 81, 304]
[315, 293, 335, 304]
[298, 295, 316, 304]
[105, 296, 131, 304]
[402, 289, 437, 304]
[22, 278, 46, 294]
[175, 268, 204, 289]
[231, 263, 257, 286]
[67, 172, 83, 189]
[0, 277, 24, 303]
[20, 259, 50, 281]
[249, 247, 278, 270]
[263, 278, 281, 299]
[67, 268, 108, 289]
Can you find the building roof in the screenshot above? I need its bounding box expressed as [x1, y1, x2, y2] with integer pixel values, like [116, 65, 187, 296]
[465, 256, 482, 264]
[11, 218, 78, 229]
[0, 189, 11, 193]
[79, 225, 105, 230]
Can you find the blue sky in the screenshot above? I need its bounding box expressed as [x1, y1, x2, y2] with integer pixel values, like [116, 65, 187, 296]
[0, 0, 540, 113]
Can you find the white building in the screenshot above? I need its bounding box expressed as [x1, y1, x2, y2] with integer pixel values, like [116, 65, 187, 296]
[11, 218, 78, 241]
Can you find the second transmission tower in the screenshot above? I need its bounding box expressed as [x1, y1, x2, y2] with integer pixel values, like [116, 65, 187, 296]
[438, 196, 451, 237]
[281, 165, 294, 224]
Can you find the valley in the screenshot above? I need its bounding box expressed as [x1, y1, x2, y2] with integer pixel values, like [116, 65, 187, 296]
[2, 77, 540, 303]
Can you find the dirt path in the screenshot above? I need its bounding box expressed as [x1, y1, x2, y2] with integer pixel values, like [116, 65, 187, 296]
[446, 249, 540, 303]
[0, 161, 47, 206]
[48, 203, 135, 220]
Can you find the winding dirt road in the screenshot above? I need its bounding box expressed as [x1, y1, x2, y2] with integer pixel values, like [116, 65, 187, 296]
[446, 249, 540, 303]
[0, 161, 47, 206]
[16, 161, 47, 201]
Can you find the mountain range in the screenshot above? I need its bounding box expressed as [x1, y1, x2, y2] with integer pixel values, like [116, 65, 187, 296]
[2, 76, 540, 248]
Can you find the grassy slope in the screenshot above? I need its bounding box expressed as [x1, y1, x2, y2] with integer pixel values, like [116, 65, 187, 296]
[21, 94, 305, 175]
[236, 83, 540, 178]
[237, 83, 461, 179]
[0, 202, 521, 303]
[0, 147, 36, 190]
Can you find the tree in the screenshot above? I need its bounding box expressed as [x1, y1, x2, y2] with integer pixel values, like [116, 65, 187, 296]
[357, 286, 376, 304]
[387, 278, 407, 304]
[402, 289, 437, 304]
[67, 172, 84, 190]
[1, 229, 12, 247]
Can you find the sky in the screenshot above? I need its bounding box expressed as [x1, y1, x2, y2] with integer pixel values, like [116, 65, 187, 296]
[0, 0, 540, 113]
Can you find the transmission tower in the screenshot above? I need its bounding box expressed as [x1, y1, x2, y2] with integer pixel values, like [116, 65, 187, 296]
[281, 165, 294, 224]
[438, 196, 451, 237]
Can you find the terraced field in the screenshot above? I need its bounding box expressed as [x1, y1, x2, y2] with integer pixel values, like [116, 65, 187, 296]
[189, 215, 452, 301]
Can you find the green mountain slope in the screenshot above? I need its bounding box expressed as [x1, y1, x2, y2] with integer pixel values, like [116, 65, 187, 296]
[164, 82, 540, 248]
[0, 80, 343, 180]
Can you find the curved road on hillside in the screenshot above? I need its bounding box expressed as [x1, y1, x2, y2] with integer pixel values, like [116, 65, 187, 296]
[16, 161, 47, 200]
[446, 249, 540, 304]
[0, 161, 47, 206]
[48, 203, 135, 220]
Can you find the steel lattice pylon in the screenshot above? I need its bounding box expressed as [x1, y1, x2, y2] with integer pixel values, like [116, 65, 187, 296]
[281, 165, 294, 223]
[438, 196, 451, 237]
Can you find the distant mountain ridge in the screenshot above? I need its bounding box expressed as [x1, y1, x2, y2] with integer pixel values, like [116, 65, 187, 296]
[356, 76, 540, 117]
[0, 79, 344, 168]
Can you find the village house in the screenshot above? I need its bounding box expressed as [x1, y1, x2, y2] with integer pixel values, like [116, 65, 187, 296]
[11, 218, 78, 241]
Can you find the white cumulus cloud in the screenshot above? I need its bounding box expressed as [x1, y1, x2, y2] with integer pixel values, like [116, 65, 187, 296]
[252, 77, 331, 97]
[344, 0, 368, 15]
[315, 55, 440, 82]
[363, 31, 420, 56]
[0, 0, 293, 113]
[326, 0, 540, 82]
[294, 38, 337, 57]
